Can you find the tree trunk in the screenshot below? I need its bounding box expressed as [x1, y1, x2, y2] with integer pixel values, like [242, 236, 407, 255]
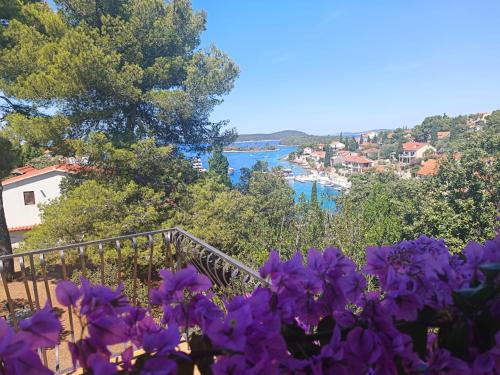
[0, 182, 14, 280]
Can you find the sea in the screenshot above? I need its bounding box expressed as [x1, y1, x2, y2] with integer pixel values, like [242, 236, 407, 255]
[195, 140, 338, 210]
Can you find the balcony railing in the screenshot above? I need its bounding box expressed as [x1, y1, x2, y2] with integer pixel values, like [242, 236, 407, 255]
[0, 227, 265, 373]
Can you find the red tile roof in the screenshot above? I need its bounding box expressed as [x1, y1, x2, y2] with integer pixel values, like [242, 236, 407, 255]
[312, 151, 326, 158]
[417, 159, 439, 176]
[2, 164, 84, 186]
[8, 225, 35, 232]
[345, 155, 373, 164]
[402, 142, 429, 151]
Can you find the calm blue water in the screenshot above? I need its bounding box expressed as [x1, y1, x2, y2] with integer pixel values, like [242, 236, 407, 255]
[195, 141, 338, 210]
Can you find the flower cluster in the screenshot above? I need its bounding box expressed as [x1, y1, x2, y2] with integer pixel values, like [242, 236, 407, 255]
[0, 305, 60, 375]
[0, 234, 498, 374]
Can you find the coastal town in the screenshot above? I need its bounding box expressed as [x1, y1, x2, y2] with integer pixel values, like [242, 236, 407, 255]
[285, 112, 492, 190]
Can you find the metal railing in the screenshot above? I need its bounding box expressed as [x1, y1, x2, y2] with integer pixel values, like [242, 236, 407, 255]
[0, 227, 265, 373]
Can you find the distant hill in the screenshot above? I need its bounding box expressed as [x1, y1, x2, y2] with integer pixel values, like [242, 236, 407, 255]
[236, 130, 308, 142]
[236, 129, 388, 145]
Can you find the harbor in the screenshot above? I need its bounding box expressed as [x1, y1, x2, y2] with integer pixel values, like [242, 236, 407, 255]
[190, 141, 341, 209]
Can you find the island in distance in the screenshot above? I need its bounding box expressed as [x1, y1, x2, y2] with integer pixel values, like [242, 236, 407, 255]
[236, 129, 388, 145]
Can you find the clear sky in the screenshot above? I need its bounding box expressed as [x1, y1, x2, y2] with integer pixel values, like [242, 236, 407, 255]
[192, 0, 500, 134]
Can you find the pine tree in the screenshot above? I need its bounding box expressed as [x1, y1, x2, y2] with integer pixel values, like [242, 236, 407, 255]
[0, 136, 19, 279]
[311, 181, 319, 207]
[208, 144, 231, 186]
[324, 145, 333, 167]
[0, 0, 239, 150]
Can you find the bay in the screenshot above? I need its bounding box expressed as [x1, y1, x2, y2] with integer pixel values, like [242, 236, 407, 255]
[196, 140, 338, 210]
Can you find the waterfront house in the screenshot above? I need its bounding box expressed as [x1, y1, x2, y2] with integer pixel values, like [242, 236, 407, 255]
[343, 155, 373, 173]
[399, 142, 435, 164]
[2, 164, 81, 247]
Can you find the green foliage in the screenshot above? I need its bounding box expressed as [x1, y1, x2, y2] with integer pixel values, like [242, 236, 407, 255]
[345, 137, 359, 152]
[208, 143, 230, 186]
[310, 181, 318, 207]
[0, 0, 238, 149]
[64, 134, 198, 198]
[323, 145, 333, 167]
[0, 135, 19, 179]
[23, 180, 168, 249]
[413, 114, 451, 142]
[328, 135, 498, 260]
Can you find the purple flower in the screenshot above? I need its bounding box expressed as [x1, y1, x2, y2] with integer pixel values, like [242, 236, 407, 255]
[364, 236, 460, 320]
[68, 338, 110, 369]
[79, 278, 130, 318]
[206, 305, 252, 352]
[472, 352, 495, 374]
[425, 349, 470, 375]
[18, 304, 61, 349]
[212, 355, 246, 375]
[346, 327, 382, 364]
[56, 280, 81, 307]
[151, 265, 212, 305]
[88, 316, 129, 346]
[142, 357, 177, 375]
[0, 318, 27, 358]
[3, 351, 54, 375]
[142, 324, 179, 355]
[88, 353, 117, 375]
[121, 346, 134, 371]
[0, 319, 51, 375]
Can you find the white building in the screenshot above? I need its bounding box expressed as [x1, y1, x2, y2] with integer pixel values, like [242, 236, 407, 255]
[329, 141, 345, 151]
[343, 155, 374, 174]
[2, 164, 79, 247]
[399, 142, 436, 164]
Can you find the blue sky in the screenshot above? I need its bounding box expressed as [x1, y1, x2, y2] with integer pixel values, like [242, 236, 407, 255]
[192, 0, 500, 134]
[46, 1, 500, 134]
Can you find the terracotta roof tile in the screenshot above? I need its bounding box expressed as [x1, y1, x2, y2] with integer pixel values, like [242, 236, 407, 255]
[417, 159, 439, 176]
[2, 164, 85, 186]
[8, 225, 35, 232]
[402, 142, 429, 151]
[345, 155, 373, 164]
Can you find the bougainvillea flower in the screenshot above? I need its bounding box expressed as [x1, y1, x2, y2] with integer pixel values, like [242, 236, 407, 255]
[56, 280, 82, 307]
[79, 278, 130, 317]
[142, 324, 179, 355]
[88, 353, 117, 375]
[18, 304, 61, 349]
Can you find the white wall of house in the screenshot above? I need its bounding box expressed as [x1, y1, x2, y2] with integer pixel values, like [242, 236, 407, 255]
[415, 145, 435, 158]
[3, 171, 67, 228]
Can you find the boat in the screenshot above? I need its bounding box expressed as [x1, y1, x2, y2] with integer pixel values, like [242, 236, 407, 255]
[191, 157, 206, 172]
[282, 168, 295, 180]
[228, 167, 235, 175]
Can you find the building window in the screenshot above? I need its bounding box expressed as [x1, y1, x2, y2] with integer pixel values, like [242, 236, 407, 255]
[23, 191, 35, 205]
